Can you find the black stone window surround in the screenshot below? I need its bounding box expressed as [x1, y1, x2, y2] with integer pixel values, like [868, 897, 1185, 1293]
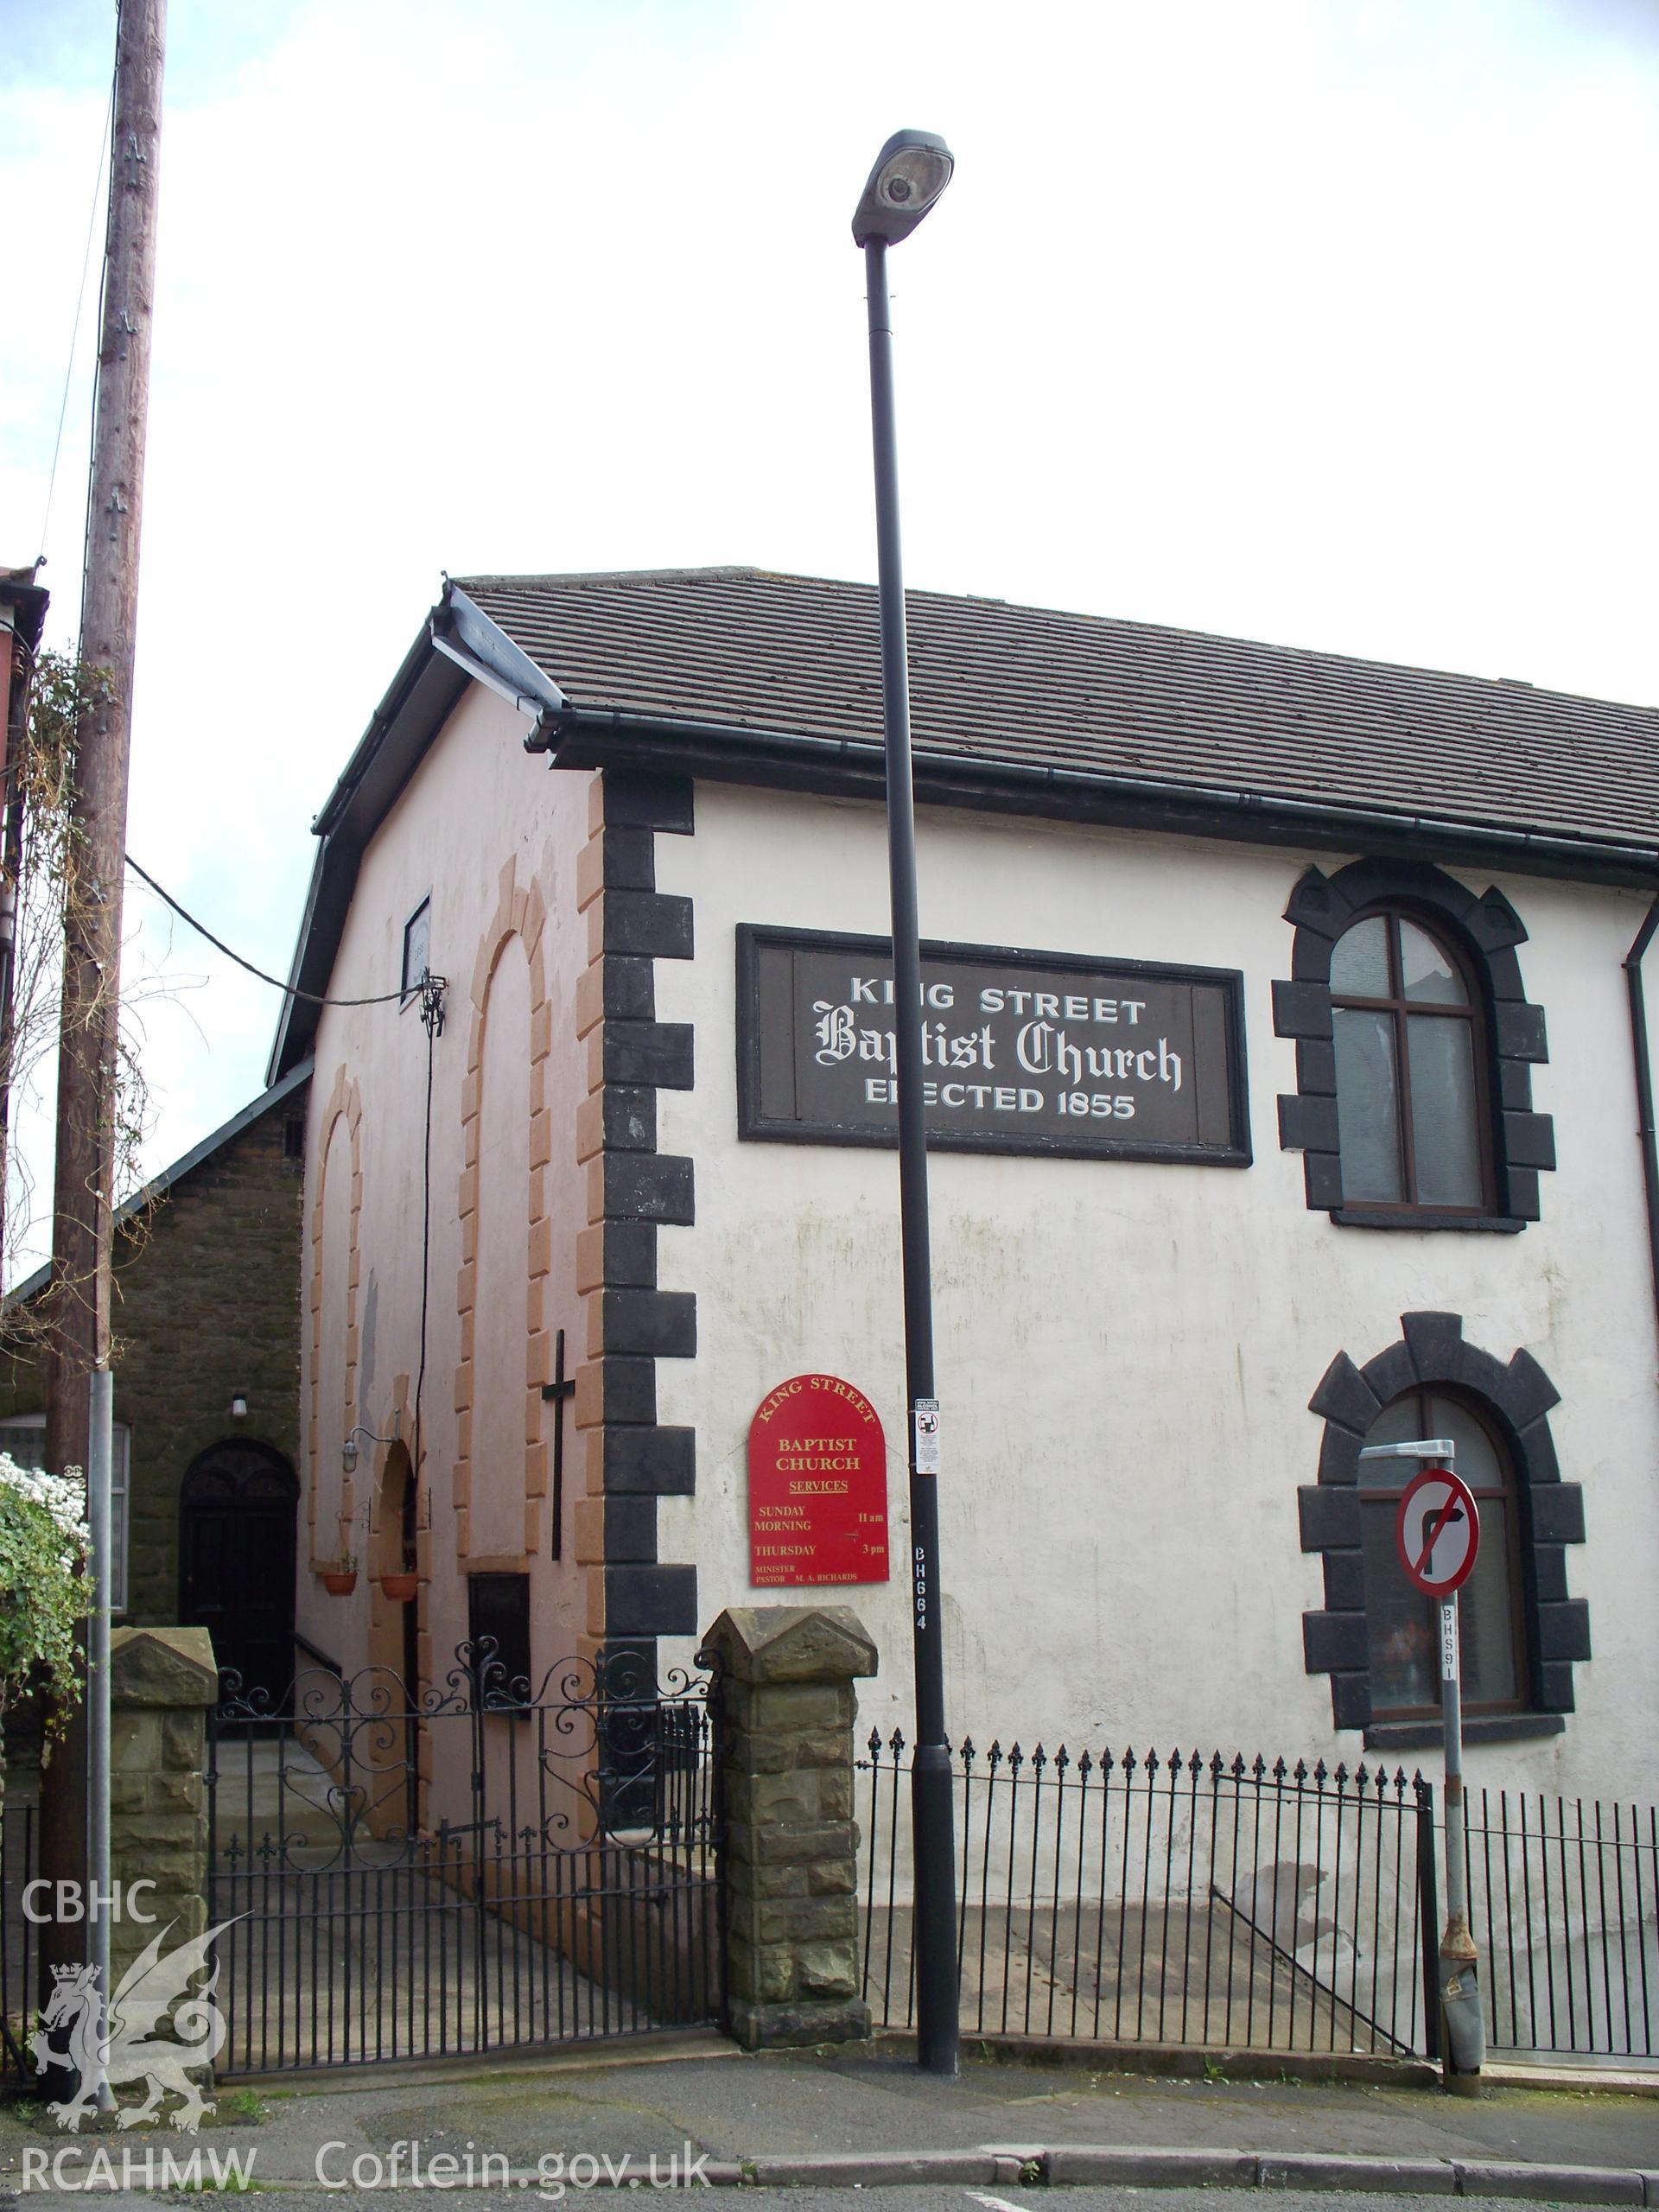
[1300, 1311, 1589, 1746]
[1274, 858, 1554, 1227]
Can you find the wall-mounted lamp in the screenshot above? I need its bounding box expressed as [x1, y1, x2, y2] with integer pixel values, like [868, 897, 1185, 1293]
[342, 1414, 400, 1477]
[229, 1392, 249, 1420]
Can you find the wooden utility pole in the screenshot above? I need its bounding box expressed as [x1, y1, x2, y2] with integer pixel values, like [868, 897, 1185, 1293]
[45, 0, 165, 1478]
[40, 0, 166, 2000]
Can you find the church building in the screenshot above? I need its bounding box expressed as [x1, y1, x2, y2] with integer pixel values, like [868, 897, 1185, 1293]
[269, 567, 1659, 1798]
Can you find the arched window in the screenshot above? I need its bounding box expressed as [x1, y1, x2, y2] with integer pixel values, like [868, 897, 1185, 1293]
[1302, 1314, 1587, 1739]
[1358, 1389, 1526, 1720]
[1274, 860, 1555, 1228]
[1330, 912, 1490, 1212]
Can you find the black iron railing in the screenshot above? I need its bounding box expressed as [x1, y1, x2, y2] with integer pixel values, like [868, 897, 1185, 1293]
[859, 1731, 1659, 2063]
[1465, 1785, 1657, 2059]
[858, 1732, 1430, 2056]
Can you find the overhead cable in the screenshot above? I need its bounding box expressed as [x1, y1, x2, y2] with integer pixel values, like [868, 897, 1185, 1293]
[124, 853, 407, 1007]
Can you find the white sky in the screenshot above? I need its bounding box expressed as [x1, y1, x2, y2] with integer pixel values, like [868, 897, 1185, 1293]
[3, 0, 1658, 1278]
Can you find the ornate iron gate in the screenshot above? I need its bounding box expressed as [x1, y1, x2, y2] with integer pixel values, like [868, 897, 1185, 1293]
[207, 1643, 721, 2075]
[0, 1784, 40, 2083]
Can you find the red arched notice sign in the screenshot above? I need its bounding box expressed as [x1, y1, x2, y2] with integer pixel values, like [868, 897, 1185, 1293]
[748, 1373, 889, 1587]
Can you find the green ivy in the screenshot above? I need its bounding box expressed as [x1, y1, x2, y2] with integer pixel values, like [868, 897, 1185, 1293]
[0, 1453, 90, 1751]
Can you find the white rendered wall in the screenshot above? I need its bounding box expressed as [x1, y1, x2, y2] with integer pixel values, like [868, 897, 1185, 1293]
[652, 782, 1659, 1796]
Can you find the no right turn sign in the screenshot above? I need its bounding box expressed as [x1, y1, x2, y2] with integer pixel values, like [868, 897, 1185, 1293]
[1395, 1467, 1481, 1598]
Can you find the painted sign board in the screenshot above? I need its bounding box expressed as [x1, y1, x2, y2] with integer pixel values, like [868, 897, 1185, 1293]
[737, 926, 1249, 1166]
[748, 1373, 890, 1587]
[1395, 1468, 1481, 1598]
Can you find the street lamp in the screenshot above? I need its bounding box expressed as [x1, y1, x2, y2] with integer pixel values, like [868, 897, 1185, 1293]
[852, 127, 958, 2079]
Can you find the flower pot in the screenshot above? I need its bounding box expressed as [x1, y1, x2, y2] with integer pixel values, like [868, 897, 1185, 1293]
[321, 1570, 358, 1596]
[380, 1573, 418, 1603]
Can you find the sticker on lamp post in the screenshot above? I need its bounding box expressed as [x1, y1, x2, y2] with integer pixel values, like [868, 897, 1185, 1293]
[912, 1399, 940, 1476]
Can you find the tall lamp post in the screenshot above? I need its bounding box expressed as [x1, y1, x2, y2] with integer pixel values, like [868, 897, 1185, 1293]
[852, 128, 959, 2078]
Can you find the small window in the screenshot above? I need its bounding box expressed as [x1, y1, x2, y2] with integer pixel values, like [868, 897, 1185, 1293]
[401, 898, 432, 1004]
[1359, 1390, 1526, 1719]
[1331, 911, 1490, 1211]
[467, 1571, 531, 1703]
[0, 1414, 130, 1613]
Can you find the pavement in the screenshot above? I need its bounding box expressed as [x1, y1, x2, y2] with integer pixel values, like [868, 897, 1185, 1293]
[1, 2036, 1657, 2201]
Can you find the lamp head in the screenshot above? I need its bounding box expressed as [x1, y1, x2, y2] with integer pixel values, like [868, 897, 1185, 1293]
[852, 130, 954, 247]
[341, 1437, 358, 1476]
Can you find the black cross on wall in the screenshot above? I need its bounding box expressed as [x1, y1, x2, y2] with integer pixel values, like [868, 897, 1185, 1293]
[540, 1328, 576, 1561]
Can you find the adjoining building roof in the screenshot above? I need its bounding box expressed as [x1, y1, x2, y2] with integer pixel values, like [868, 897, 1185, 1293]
[0, 564, 49, 660]
[270, 566, 1659, 1082]
[5, 1060, 313, 1309]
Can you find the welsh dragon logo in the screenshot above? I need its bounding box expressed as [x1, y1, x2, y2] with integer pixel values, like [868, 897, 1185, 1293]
[29, 1918, 239, 2133]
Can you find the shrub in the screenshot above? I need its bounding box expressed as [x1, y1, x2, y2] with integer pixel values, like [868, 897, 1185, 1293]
[0, 1453, 90, 1751]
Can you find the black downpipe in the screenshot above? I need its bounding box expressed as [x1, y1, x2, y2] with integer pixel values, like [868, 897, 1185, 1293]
[1624, 897, 1659, 1338]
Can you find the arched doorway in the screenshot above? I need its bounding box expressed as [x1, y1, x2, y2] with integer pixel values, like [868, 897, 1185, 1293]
[369, 1441, 420, 1693]
[179, 1440, 299, 1713]
[366, 1440, 423, 1837]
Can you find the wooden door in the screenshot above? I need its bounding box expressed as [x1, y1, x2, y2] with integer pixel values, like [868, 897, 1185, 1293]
[180, 1440, 299, 1713]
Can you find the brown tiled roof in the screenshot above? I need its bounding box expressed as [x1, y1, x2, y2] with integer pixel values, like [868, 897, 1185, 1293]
[456, 566, 1659, 861]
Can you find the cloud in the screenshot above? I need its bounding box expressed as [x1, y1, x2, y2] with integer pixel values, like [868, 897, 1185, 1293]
[5, 0, 1659, 1274]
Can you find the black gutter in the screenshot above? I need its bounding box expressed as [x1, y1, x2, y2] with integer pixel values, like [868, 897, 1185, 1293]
[533, 703, 1659, 891]
[1624, 897, 1659, 1344]
[311, 620, 439, 839]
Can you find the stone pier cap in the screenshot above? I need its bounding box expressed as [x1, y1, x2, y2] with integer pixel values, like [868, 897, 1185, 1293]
[696, 1605, 877, 1686]
[110, 1624, 219, 1707]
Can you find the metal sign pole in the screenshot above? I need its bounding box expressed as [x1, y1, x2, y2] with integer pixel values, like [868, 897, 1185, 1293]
[1436, 1580, 1484, 2089]
[86, 1366, 115, 2113]
[1360, 1434, 1484, 2093]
